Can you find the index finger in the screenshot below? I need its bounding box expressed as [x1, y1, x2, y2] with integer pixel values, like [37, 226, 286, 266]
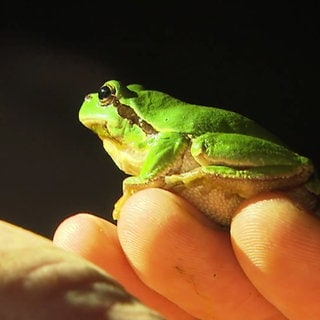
[117, 188, 285, 319]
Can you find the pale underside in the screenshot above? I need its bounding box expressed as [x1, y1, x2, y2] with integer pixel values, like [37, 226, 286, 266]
[113, 148, 317, 226]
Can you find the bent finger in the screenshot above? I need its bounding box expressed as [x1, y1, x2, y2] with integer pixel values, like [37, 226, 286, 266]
[54, 213, 194, 320]
[117, 189, 285, 320]
[232, 194, 320, 319]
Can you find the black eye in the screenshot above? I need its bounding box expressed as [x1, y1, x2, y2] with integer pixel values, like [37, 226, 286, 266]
[98, 85, 112, 100]
[98, 84, 117, 106]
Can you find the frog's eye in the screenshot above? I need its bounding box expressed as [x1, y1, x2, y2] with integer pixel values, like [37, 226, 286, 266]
[98, 84, 116, 106]
[98, 85, 111, 99]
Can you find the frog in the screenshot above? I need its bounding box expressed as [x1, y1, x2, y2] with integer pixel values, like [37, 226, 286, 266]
[79, 80, 320, 226]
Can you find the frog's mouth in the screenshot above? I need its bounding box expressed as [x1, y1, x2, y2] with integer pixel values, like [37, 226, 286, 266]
[80, 119, 147, 175]
[102, 137, 145, 176]
[80, 119, 108, 139]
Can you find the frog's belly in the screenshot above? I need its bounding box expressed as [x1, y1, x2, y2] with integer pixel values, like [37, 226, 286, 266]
[117, 167, 318, 226]
[164, 168, 318, 226]
[174, 184, 243, 226]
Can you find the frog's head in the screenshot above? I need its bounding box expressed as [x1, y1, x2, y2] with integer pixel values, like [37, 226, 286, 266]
[79, 80, 155, 175]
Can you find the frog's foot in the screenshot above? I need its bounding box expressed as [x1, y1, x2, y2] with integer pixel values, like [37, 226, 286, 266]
[113, 196, 128, 220]
[112, 176, 165, 220]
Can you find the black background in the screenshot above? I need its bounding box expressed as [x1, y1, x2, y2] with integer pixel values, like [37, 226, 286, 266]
[0, 3, 319, 237]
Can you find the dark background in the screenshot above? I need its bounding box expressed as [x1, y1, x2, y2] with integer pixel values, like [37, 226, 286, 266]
[0, 3, 318, 237]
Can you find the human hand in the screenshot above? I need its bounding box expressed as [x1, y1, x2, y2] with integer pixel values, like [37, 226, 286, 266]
[0, 219, 164, 319]
[54, 189, 320, 319]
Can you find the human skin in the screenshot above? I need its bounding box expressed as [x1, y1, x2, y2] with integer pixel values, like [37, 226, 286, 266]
[54, 189, 320, 319]
[1, 189, 320, 319]
[0, 221, 165, 319]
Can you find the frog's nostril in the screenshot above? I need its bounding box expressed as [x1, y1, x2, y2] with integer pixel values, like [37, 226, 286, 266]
[84, 94, 92, 101]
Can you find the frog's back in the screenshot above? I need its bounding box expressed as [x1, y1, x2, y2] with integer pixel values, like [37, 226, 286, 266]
[132, 90, 282, 144]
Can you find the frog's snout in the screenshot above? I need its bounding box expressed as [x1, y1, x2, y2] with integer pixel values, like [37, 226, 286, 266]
[84, 94, 93, 102]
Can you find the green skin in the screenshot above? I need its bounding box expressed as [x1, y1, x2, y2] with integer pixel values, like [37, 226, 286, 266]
[79, 80, 320, 225]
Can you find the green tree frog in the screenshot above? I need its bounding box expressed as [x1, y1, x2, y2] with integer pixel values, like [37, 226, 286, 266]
[79, 80, 320, 226]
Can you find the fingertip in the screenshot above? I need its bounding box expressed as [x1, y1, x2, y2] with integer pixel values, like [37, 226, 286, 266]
[53, 213, 117, 257]
[53, 213, 87, 248]
[117, 188, 232, 272]
[231, 194, 320, 269]
[118, 188, 218, 237]
[53, 213, 92, 249]
[53, 207, 195, 319]
[231, 194, 320, 318]
[117, 189, 180, 265]
[117, 188, 207, 263]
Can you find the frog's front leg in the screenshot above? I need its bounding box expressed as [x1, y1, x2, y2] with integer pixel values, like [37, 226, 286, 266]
[113, 132, 189, 219]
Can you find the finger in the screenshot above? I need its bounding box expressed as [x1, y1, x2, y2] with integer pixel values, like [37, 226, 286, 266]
[231, 194, 320, 319]
[0, 220, 163, 320]
[54, 213, 195, 320]
[117, 188, 285, 320]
